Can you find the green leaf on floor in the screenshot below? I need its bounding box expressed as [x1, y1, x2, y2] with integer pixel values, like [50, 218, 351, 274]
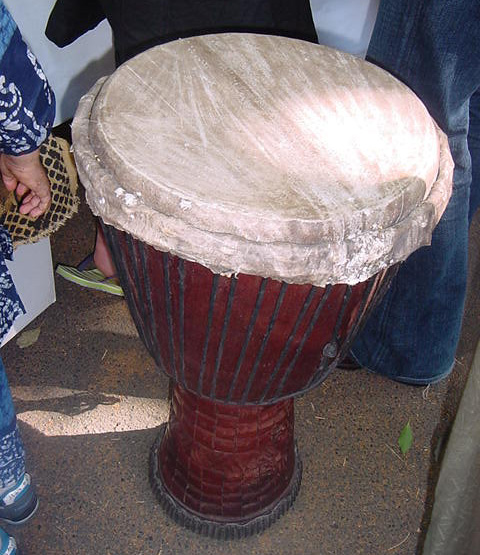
[16, 327, 41, 349]
[398, 421, 413, 454]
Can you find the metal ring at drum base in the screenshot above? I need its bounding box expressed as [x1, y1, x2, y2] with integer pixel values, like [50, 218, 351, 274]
[149, 424, 303, 539]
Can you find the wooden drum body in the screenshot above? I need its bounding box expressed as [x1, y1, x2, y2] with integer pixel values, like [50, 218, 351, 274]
[103, 227, 395, 535]
[73, 34, 453, 538]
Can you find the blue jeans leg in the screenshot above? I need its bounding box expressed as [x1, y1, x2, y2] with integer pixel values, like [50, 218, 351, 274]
[352, 183, 469, 384]
[350, 0, 480, 384]
[0, 355, 25, 488]
[468, 87, 480, 223]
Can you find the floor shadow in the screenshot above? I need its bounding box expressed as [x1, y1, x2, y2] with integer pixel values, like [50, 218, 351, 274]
[15, 391, 120, 417]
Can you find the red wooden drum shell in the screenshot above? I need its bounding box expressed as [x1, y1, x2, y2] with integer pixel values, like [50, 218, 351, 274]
[104, 225, 395, 405]
[104, 224, 396, 535]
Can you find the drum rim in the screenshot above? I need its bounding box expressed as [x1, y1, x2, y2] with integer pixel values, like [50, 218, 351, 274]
[72, 34, 453, 287]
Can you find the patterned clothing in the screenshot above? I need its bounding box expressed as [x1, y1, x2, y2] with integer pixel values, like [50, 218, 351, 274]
[0, 0, 55, 487]
[0, 359, 24, 487]
[0, 2, 55, 155]
[0, 0, 55, 339]
[0, 228, 23, 342]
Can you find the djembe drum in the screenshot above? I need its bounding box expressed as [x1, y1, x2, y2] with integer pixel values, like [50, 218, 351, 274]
[72, 34, 453, 538]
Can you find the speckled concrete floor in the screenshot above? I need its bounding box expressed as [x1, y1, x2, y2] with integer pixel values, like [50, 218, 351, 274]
[2, 159, 479, 555]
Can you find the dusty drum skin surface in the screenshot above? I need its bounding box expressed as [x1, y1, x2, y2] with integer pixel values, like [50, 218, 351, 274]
[73, 34, 453, 536]
[74, 34, 453, 287]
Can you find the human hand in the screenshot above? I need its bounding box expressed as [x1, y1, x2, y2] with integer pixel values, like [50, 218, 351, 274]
[0, 148, 51, 218]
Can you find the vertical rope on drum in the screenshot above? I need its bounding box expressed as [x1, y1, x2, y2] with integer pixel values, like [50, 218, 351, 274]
[103, 225, 154, 357]
[363, 266, 398, 321]
[138, 241, 167, 373]
[210, 277, 237, 398]
[226, 278, 267, 402]
[274, 284, 333, 398]
[162, 252, 177, 382]
[336, 276, 377, 362]
[125, 233, 155, 356]
[259, 285, 318, 403]
[241, 281, 288, 404]
[306, 285, 352, 389]
[198, 274, 219, 395]
[332, 285, 353, 345]
[178, 258, 186, 388]
[330, 267, 395, 374]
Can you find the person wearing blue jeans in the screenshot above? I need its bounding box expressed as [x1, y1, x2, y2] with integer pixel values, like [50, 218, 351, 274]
[0, 1, 55, 553]
[350, 0, 480, 385]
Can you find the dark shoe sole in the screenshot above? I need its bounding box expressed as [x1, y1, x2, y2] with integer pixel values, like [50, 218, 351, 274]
[0, 496, 39, 526]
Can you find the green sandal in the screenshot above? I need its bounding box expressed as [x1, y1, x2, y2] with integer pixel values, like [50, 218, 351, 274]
[56, 254, 124, 297]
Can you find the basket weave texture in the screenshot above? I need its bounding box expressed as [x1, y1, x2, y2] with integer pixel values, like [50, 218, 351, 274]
[0, 134, 79, 247]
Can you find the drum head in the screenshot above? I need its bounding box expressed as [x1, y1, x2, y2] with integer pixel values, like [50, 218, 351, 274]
[73, 33, 453, 285]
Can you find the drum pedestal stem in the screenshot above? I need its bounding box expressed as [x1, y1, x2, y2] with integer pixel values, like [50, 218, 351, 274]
[150, 384, 302, 538]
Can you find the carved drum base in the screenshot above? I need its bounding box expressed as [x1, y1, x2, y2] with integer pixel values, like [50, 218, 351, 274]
[150, 385, 302, 538]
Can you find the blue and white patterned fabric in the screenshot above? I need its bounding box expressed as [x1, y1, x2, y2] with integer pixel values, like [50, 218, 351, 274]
[0, 0, 55, 487]
[0, 0, 55, 342]
[0, 2, 55, 155]
[0, 358, 24, 488]
[0, 228, 24, 342]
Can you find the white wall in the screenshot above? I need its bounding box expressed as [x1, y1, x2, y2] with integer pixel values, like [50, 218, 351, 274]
[5, 0, 380, 124]
[4, 0, 115, 125]
[309, 0, 380, 58]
